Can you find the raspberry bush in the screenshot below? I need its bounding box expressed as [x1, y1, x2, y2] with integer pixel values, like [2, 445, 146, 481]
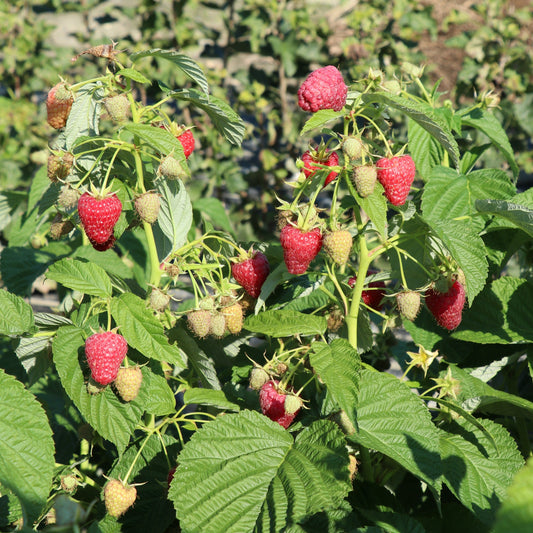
[1, 43, 533, 533]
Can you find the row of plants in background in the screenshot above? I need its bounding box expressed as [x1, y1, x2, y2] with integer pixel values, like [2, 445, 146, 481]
[1, 37, 533, 532]
[1, 0, 532, 242]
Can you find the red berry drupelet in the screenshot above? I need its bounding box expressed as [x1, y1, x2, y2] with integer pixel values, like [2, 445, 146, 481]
[297, 65, 348, 113]
[425, 280, 466, 330]
[259, 380, 300, 429]
[376, 154, 416, 206]
[301, 149, 339, 187]
[280, 225, 322, 275]
[78, 192, 122, 245]
[231, 251, 270, 299]
[176, 129, 195, 159]
[85, 331, 128, 386]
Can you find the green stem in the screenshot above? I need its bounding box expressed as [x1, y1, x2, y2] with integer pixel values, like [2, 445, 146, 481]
[346, 218, 371, 349]
[358, 445, 374, 482]
[123, 431, 154, 484]
[143, 221, 162, 287]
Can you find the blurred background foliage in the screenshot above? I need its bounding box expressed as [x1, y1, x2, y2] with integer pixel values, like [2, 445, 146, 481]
[1, 0, 532, 242]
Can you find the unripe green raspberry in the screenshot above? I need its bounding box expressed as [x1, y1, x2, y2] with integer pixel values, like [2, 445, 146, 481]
[135, 192, 160, 224]
[104, 479, 137, 518]
[249, 367, 269, 390]
[396, 290, 421, 321]
[58, 186, 80, 210]
[187, 309, 211, 338]
[158, 155, 187, 180]
[352, 165, 377, 198]
[103, 93, 130, 123]
[149, 287, 170, 312]
[209, 311, 226, 338]
[342, 137, 364, 161]
[114, 366, 143, 402]
[284, 394, 303, 415]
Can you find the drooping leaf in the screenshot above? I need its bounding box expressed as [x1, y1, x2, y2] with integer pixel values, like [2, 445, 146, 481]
[130, 48, 209, 95]
[361, 92, 460, 168]
[52, 326, 144, 454]
[167, 88, 245, 146]
[244, 309, 327, 337]
[0, 290, 34, 336]
[171, 412, 350, 533]
[170, 326, 220, 389]
[459, 107, 519, 178]
[449, 364, 533, 421]
[110, 293, 186, 369]
[309, 339, 361, 422]
[62, 82, 104, 151]
[183, 388, 240, 412]
[152, 178, 193, 262]
[123, 123, 186, 161]
[0, 369, 55, 524]
[408, 118, 444, 179]
[439, 417, 523, 525]
[115, 68, 150, 85]
[426, 218, 487, 302]
[492, 457, 533, 533]
[348, 369, 442, 491]
[476, 199, 533, 238]
[300, 109, 345, 135]
[47, 258, 112, 298]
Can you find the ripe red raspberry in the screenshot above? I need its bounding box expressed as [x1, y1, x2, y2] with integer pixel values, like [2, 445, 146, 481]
[376, 154, 416, 206]
[425, 280, 466, 330]
[176, 129, 195, 159]
[231, 251, 270, 299]
[348, 271, 386, 311]
[280, 225, 322, 275]
[104, 478, 137, 518]
[85, 331, 128, 386]
[46, 82, 74, 129]
[297, 66, 348, 113]
[114, 366, 143, 402]
[78, 192, 122, 244]
[322, 230, 353, 266]
[301, 149, 339, 186]
[259, 380, 300, 429]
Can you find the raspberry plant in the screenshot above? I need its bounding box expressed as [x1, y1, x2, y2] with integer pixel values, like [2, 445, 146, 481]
[1, 44, 533, 532]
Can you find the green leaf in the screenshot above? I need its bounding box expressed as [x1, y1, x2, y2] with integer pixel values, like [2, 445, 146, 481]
[116, 68, 150, 85]
[123, 123, 186, 160]
[62, 82, 104, 151]
[300, 109, 344, 135]
[244, 309, 327, 337]
[130, 48, 209, 95]
[309, 339, 361, 422]
[167, 88, 245, 146]
[353, 181, 388, 240]
[427, 218, 487, 302]
[349, 369, 442, 491]
[0, 368, 55, 524]
[408, 118, 444, 179]
[142, 366, 176, 416]
[439, 417, 523, 525]
[110, 293, 186, 369]
[452, 277, 528, 344]
[183, 388, 240, 412]
[422, 166, 515, 232]
[153, 178, 193, 262]
[172, 412, 350, 533]
[361, 92, 460, 168]
[52, 326, 143, 454]
[170, 325, 220, 389]
[108, 432, 180, 533]
[493, 457, 533, 533]
[459, 107, 519, 178]
[47, 258, 112, 298]
[476, 199, 533, 238]
[193, 197, 234, 236]
[449, 364, 533, 421]
[0, 289, 34, 335]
